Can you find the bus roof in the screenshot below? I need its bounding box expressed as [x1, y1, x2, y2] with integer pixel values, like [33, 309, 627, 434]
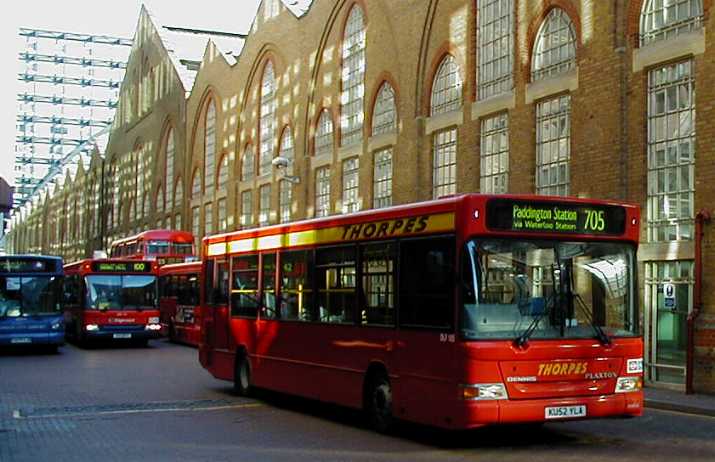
[110, 229, 194, 247]
[158, 261, 202, 276]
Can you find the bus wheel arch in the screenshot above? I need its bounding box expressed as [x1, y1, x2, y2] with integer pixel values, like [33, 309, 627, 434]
[233, 347, 253, 396]
[363, 362, 394, 433]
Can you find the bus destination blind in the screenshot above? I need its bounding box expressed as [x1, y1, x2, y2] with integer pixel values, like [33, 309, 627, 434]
[486, 199, 627, 235]
[91, 262, 153, 273]
[0, 258, 53, 273]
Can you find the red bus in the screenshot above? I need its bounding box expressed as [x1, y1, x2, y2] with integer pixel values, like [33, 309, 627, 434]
[109, 230, 195, 266]
[198, 194, 643, 431]
[63, 259, 162, 346]
[159, 261, 202, 346]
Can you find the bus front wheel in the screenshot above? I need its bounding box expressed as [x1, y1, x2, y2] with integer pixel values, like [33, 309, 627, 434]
[366, 374, 394, 433]
[234, 352, 253, 397]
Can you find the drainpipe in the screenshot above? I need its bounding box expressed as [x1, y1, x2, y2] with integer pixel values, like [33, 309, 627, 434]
[686, 209, 711, 394]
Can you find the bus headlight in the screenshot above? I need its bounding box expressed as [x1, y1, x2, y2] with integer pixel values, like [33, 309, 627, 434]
[615, 376, 642, 393]
[460, 383, 508, 400]
[148, 317, 160, 324]
[145, 324, 162, 331]
[51, 322, 63, 330]
[85, 324, 99, 332]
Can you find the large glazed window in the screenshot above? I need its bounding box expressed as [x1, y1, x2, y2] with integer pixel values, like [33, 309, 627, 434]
[431, 55, 463, 115]
[480, 113, 509, 194]
[340, 5, 366, 147]
[373, 148, 392, 208]
[460, 239, 637, 340]
[647, 59, 695, 242]
[165, 128, 175, 209]
[315, 167, 331, 218]
[371, 83, 396, 136]
[531, 8, 576, 81]
[342, 157, 360, 214]
[315, 110, 334, 157]
[205, 101, 216, 191]
[640, 0, 703, 46]
[433, 128, 457, 199]
[477, 0, 514, 99]
[260, 62, 276, 176]
[536, 95, 571, 196]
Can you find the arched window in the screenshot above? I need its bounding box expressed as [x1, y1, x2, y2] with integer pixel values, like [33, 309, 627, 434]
[165, 128, 175, 209]
[431, 55, 462, 115]
[371, 82, 396, 136]
[242, 146, 255, 182]
[259, 62, 276, 176]
[315, 109, 334, 157]
[531, 8, 577, 81]
[174, 179, 183, 209]
[191, 169, 201, 199]
[217, 154, 229, 190]
[278, 128, 294, 223]
[111, 161, 119, 228]
[341, 5, 366, 147]
[640, 0, 702, 45]
[205, 100, 216, 191]
[156, 186, 165, 215]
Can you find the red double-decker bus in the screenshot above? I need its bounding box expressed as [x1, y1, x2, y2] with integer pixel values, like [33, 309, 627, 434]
[199, 194, 643, 431]
[63, 259, 162, 346]
[158, 261, 202, 346]
[109, 230, 195, 266]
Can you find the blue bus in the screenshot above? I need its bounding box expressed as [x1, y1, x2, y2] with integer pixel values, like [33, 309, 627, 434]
[0, 255, 65, 351]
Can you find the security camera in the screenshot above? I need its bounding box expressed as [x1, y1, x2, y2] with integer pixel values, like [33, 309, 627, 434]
[272, 156, 290, 169]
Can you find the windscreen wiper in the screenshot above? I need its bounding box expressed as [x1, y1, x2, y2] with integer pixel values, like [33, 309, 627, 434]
[572, 293, 611, 346]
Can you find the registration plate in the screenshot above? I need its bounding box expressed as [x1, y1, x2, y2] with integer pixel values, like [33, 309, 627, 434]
[10, 337, 32, 344]
[113, 333, 132, 339]
[545, 405, 586, 420]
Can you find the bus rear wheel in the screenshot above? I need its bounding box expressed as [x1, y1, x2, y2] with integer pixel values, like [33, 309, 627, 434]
[366, 374, 394, 433]
[234, 353, 253, 397]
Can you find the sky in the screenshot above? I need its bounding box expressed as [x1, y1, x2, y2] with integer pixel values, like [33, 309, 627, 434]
[0, 0, 261, 190]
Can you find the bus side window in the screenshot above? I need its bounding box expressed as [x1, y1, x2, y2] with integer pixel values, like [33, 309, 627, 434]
[261, 254, 277, 319]
[215, 263, 229, 306]
[63, 275, 80, 306]
[315, 246, 356, 325]
[231, 255, 259, 318]
[279, 250, 314, 322]
[189, 274, 200, 306]
[360, 242, 396, 327]
[399, 236, 455, 330]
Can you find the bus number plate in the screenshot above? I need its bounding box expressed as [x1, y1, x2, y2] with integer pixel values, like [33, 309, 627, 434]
[113, 333, 132, 339]
[11, 337, 32, 344]
[545, 405, 586, 419]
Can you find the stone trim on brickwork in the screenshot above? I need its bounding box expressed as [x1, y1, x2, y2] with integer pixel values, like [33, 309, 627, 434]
[424, 109, 463, 135]
[367, 132, 397, 152]
[637, 241, 696, 261]
[633, 29, 706, 72]
[471, 91, 516, 121]
[338, 142, 362, 161]
[310, 152, 333, 170]
[525, 67, 578, 104]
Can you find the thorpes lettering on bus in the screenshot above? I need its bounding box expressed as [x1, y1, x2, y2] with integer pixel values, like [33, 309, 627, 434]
[341, 216, 429, 241]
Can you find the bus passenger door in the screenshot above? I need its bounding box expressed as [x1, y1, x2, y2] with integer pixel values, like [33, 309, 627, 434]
[395, 236, 457, 426]
[208, 260, 230, 350]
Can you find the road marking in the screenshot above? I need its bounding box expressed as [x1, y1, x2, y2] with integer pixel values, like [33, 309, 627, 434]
[13, 402, 262, 419]
[648, 407, 715, 420]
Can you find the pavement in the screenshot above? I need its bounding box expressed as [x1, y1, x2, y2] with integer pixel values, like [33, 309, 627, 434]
[644, 386, 715, 417]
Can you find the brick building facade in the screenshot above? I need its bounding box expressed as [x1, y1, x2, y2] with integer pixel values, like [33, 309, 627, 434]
[8, 0, 715, 392]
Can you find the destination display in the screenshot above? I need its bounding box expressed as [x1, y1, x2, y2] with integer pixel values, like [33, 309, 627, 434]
[486, 199, 627, 235]
[91, 262, 153, 273]
[0, 258, 55, 273]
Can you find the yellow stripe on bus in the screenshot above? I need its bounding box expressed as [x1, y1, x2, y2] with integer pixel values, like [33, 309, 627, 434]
[207, 212, 455, 257]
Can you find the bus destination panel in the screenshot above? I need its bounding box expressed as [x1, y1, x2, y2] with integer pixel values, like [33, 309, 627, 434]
[486, 199, 627, 235]
[90, 262, 153, 273]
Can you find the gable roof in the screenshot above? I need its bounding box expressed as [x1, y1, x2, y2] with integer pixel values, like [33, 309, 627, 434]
[281, 0, 314, 18]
